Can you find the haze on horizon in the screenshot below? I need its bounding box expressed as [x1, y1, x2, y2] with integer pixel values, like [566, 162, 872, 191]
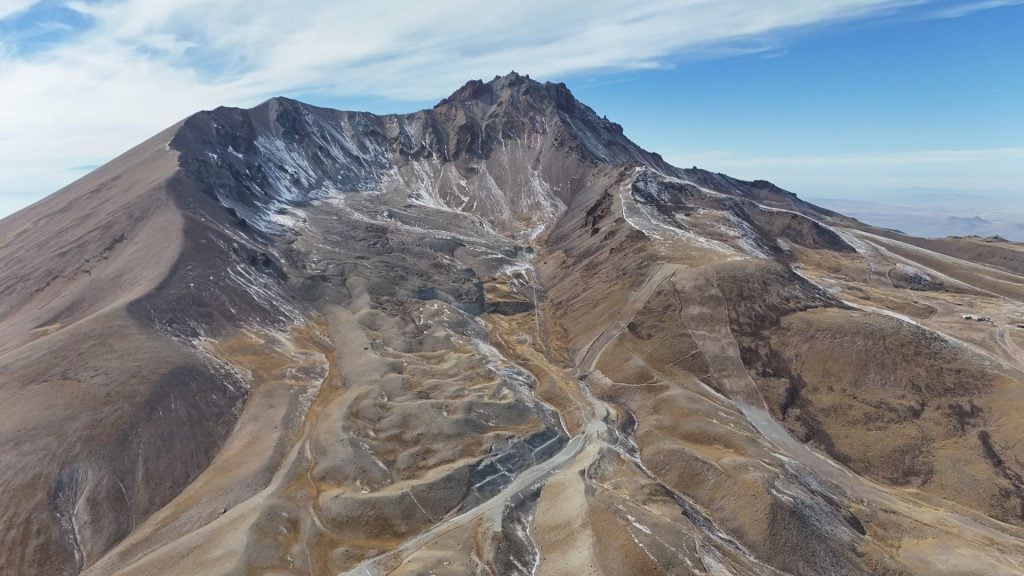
[0, 0, 1021, 238]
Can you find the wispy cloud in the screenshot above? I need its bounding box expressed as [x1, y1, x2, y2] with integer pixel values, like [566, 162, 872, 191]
[930, 0, 1024, 18]
[0, 0, 40, 20]
[0, 0, 969, 217]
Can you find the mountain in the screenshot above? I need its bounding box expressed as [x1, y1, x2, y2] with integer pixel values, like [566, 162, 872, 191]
[3, 72, 1024, 576]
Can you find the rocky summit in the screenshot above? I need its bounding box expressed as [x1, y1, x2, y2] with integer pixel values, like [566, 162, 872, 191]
[3, 72, 1024, 575]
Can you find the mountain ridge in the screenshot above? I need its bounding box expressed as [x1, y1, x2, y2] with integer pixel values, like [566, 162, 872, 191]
[2, 72, 1024, 576]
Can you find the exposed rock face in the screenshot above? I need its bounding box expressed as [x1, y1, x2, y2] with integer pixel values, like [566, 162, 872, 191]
[3, 72, 1024, 576]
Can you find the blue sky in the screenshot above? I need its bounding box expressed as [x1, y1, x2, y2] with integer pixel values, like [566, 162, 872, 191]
[570, 4, 1024, 200]
[0, 0, 1021, 237]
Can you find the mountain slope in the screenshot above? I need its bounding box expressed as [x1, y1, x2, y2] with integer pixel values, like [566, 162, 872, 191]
[3, 72, 1024, 576]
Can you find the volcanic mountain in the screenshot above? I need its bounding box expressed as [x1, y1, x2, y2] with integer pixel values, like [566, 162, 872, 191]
[3, 72, 1024, 575]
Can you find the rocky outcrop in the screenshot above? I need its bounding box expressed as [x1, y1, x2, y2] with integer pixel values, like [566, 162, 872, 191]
[3, 73, 1024, 576]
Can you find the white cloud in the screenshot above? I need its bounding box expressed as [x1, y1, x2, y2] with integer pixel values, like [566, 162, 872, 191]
[0, 0, 951, 217]
[0, 0, 40, 20]
[931, 0, 1024, 18]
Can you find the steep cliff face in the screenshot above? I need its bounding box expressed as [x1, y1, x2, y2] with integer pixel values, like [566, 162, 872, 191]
[4, 73, 1024, 576]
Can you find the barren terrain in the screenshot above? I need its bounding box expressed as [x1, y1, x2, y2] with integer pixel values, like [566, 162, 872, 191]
[2, 73, 1024, 575]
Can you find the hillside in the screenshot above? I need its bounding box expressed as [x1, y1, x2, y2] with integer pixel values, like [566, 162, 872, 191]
[2, 72, 1024, 576]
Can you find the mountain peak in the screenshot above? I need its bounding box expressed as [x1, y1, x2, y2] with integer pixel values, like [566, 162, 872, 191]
[8, 70, 1024, 576]
[493, 69, 530, 84]
[435, 71, 577, 113]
